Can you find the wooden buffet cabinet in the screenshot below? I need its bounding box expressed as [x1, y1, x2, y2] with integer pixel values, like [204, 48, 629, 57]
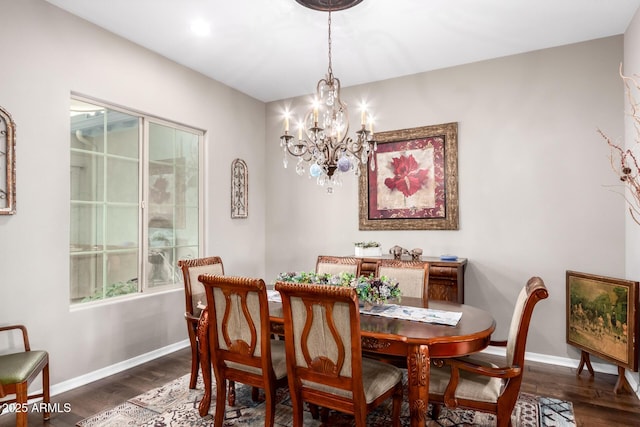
[356, 255, 467, 303]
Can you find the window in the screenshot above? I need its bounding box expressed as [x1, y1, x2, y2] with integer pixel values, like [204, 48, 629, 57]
[70, 98, 202, 304]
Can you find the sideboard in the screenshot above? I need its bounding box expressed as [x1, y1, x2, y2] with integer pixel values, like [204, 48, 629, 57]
[354, 255, 467, 303]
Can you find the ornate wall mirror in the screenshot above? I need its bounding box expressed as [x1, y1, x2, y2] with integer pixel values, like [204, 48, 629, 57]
[0, 105, 16, 215]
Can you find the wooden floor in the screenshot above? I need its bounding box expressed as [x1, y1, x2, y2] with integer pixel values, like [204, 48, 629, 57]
[1, 347, 638, 426]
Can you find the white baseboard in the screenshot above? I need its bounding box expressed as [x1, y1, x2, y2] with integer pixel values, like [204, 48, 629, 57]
[50, 340, 190, 396]
[482, 346, 640, 399]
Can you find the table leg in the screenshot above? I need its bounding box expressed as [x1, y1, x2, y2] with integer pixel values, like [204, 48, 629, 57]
[407, 344, 430, 427]
[197, 310, 212, 417]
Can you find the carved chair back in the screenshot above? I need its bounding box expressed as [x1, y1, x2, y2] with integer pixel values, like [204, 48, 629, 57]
[178, 256, 224, 318]
[275, 281, 402, 427]
[177, 256, 224, 389]
[315, 255, 363, 277]
[200, 274, 287, 427]
[375, 259, 430, 306]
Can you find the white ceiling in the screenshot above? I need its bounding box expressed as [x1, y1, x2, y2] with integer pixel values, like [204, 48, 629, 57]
[45, 0, 640, 103]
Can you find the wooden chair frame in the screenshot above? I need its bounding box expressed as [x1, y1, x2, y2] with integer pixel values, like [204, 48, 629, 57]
[429, 277, 549, 427]
[315, 255, 363, 277]
[0, 325, 50, 427]
[200, 275, 288, 427]
[275, 282, 402, 427]
[177, 256, 224, 389]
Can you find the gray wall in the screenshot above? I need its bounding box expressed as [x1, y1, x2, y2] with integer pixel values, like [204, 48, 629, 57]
[0, 0, 266, 386]
[266, 36, 626, 359]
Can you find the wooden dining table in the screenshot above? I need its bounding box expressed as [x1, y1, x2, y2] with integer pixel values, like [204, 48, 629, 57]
[196, 295, 495, 427]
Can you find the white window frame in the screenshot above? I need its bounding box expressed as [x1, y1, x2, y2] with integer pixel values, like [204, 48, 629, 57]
[70, 94, 204, 306]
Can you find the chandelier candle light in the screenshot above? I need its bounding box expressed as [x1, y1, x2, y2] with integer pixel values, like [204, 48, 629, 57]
[280, 0, 376, 192]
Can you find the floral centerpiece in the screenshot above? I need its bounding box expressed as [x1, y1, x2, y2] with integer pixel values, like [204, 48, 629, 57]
[275, 271, 401, 306]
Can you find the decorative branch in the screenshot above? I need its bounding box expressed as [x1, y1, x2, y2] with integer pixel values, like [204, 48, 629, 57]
[599, 64, 640, 225]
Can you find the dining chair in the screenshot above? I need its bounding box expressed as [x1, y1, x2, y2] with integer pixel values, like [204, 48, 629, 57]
[375, 259, 430, 307]
[428, 276, 549, 427]
[315, 255, 363, 277]
[0, 325, 50, 427]
[275, 281, 403, 427]
[177, 256, 224, 389]
[199, 274, 288, 427]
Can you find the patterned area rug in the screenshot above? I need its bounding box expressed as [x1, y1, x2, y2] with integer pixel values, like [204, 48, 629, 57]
[77, 374, 576, 426]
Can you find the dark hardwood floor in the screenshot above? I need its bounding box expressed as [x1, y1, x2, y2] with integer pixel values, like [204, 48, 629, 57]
[1, 347, 638, 426]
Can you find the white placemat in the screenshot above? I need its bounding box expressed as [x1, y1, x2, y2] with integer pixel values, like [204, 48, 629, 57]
[360, 304, 462, 326]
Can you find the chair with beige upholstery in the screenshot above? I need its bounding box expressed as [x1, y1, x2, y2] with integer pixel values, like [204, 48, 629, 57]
[315, 255, 363, 277]
[177, 256, 224, 389]
[200, 275, 288, 427]
[0, 325, 50, 427]
[429, 277, 549, 427]
[375, 259, 430, 307]
[275, 281, 403, 427]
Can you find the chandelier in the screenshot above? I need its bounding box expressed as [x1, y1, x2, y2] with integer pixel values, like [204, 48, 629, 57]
[280, 0, 376, 192]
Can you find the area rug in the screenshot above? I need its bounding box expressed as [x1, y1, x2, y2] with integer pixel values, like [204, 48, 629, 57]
[77, 374, 576, 427]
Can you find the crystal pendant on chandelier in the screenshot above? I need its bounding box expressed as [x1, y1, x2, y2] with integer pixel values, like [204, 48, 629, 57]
[279, 1, 375, 192]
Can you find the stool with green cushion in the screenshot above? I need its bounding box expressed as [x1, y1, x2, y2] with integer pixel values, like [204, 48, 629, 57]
[0, 325, 50, 427]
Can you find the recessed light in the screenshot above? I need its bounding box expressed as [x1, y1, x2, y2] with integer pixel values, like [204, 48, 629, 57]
[190, 19, 211, 37]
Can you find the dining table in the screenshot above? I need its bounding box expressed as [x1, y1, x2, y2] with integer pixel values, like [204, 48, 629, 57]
[196, 294, 495, 427]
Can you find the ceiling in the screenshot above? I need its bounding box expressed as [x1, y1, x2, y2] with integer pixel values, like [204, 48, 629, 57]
[45, 0, 640, 103]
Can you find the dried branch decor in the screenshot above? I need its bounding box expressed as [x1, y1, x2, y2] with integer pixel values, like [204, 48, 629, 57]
[599, 66, 640, 225]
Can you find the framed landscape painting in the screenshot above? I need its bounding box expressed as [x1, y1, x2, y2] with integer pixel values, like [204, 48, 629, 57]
[566, 270, 639, 371]
[358, 122, 458, 230]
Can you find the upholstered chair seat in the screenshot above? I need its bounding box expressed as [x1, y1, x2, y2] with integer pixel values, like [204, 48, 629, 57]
[0, 351, 48, 384]
[303, 356, 402, 403]
[0, 325, 50, 427]
[429, 357, 503, 403]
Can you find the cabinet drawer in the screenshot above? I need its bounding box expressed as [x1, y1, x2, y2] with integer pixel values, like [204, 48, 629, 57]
[430, 266, 458, 280]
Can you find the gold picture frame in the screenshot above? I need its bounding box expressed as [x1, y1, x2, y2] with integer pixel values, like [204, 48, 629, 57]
[358, 122, 458, 230]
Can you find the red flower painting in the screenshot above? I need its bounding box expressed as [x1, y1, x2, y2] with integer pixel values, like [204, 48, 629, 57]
[384, 154, 430, 197]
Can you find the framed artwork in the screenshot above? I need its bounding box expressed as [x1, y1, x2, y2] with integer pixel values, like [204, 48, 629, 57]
[566, 270, 639, 371]
[0, 105, 16, 215]
[231, 158, 248, 218]
[358, 122, 458, 230]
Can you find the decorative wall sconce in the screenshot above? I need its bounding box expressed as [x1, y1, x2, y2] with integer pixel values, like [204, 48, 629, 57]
[231, 158, 248, 218]
[0, 105, 16, 215]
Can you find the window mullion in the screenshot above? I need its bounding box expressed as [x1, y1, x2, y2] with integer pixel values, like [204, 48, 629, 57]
[101, 110, 108, 299]
[140, 117, 148, 293]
